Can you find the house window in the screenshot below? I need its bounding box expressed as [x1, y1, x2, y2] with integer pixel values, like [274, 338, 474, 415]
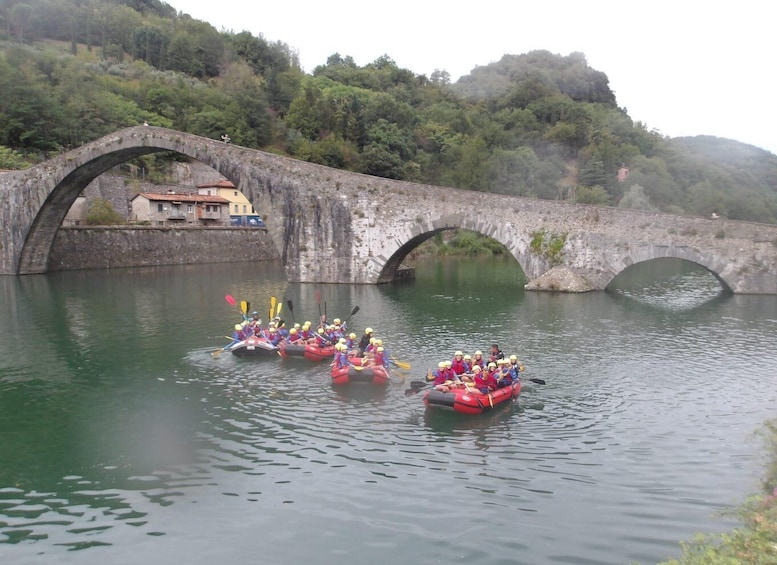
[234, 204, 239, 213]
[243, 204, 247, 213]
[157, 203, 163, 212]
[187, 205, 193, 213]
[234, 191, 238, 197]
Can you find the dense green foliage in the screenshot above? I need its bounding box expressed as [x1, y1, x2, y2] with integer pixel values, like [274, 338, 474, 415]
[1, 0, 776, 224]
[86, 197, 124, 224]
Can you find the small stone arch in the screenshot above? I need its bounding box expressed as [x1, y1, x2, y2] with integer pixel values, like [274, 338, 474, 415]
[602, 251, 734, 294]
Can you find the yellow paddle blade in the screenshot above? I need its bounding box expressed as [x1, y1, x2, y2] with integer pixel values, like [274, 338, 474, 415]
[276, 303, 282, 316]
[240, 301, 248, 315]
[391, 357, 411, 370]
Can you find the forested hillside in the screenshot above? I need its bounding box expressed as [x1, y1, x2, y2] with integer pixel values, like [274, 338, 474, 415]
[1, 0, 776, 223]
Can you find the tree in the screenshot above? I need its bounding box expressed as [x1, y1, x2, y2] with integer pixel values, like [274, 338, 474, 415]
[575, 185, 610, 206]
[9, 3, 34, 42]
[87, 198, 125, 225]
[618, 184, 657, 211]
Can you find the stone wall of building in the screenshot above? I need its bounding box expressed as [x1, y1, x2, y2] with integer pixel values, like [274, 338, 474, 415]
[48, 226, 279, 271]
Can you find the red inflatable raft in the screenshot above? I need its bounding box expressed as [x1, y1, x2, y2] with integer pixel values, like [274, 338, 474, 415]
[423, 381, 521, 414]
[331, 364, 390, 386]
[277, 341, 336, 362]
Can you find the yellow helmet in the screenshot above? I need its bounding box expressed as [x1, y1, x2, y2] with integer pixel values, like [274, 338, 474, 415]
[454, 350, 463, 357]
[445, 360, 452, 367]
[349, 332, 356, 339]
[334, 318, 341, 325]
[376, 346, 384, 352]
[375, 339, 382, 346]
[365, 328, 373, 334]
[488, 362, 497, 369]
[317, 328, 324, 334]
[438, 362, 446, 369]
[509, 355, 518, 362]
[475, 350, 482, 356]
[463, 354, 472, 360]
[234, 324, 242, 331]
[339, 337, 347, 343]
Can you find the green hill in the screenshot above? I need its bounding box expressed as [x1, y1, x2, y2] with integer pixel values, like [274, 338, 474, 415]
[1, 0, 775, 223]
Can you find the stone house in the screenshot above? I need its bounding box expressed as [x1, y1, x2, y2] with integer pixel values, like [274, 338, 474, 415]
[130, 191, 230, 226]
[197, 179, 265, 227]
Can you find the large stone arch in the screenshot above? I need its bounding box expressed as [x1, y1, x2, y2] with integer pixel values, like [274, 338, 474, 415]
[10, 128, 290, 275]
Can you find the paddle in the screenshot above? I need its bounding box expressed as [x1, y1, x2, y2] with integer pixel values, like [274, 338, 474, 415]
[270, 296, 276, 321]
[212, 339, 236, 357]
[344, 305, 359, 326]
[404, 372, 434, 396]
[276, 302, 282, 317]
[389, 356, 411, 370]
[286, 299, 295, 323]
[528, 378, 546, 385]
[225, 294, 236, 307]
[315, 290, 322, 322]
[241, 300, 249, 317]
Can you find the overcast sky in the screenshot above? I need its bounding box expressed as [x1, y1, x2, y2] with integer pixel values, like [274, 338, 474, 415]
[166, 0, 775, 155]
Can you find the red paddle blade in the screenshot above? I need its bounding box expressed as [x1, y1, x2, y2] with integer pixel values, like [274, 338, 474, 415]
[225, 294, 236, 306]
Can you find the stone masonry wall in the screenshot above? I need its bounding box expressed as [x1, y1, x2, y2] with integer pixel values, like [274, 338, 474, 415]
[48, 226, 279, 271]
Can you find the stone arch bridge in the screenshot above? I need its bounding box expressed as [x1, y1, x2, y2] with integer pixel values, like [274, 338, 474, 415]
[2, 126, 777, 294]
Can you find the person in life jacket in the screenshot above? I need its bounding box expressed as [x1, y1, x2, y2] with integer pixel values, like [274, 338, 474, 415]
[472, 351, 485, 370]
[451, 351, 467, 375]
[229, 324, 244, 347]
[314, 327, 330, 347]
[373, 346, 388, 369]
[497, 359, 515, 388]
[473, 365, 498, 394]
[433, 361, 455, 391]
[462, 354, 473, 374]
[332, 343, 351, 370]
[287, 327, 303, 344]
[508, 354, 524, 376]
[267, 327, 282, 346]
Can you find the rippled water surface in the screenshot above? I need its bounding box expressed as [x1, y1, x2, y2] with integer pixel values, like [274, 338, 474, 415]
[1, 258, 776, 565]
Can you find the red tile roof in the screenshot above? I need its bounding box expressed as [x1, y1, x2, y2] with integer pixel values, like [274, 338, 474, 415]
[133, 192, 230, 204]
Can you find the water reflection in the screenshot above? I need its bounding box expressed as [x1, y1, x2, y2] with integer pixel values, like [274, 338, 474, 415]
[608, 258, 729, 310]
[1, 258, 776, 565]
